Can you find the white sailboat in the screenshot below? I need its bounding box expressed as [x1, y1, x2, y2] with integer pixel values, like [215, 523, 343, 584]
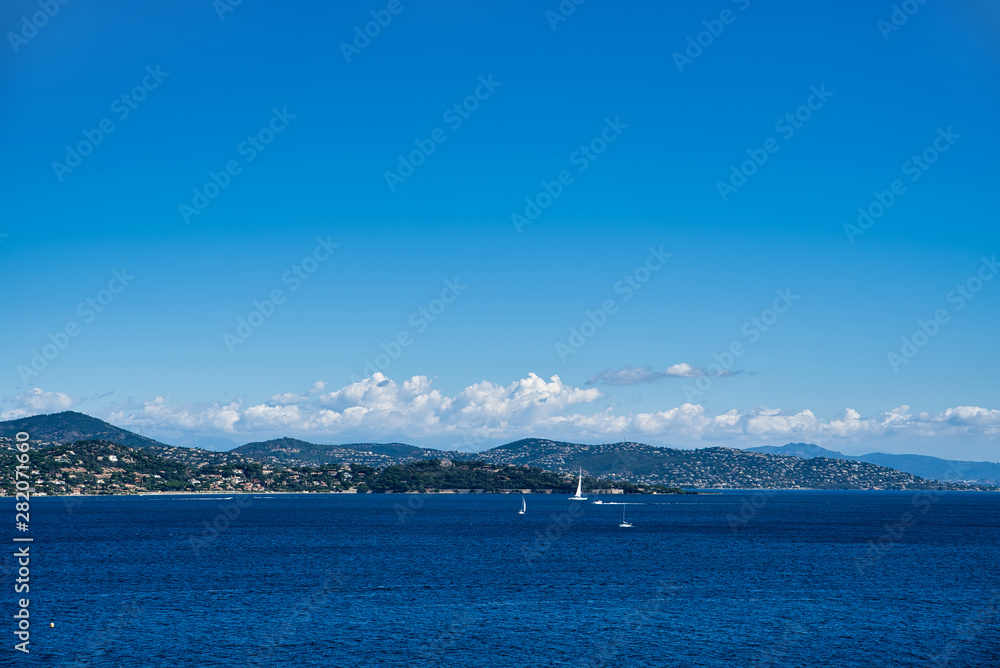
[518, 495, 526, 515]
[619, 504, 632, 528]
[569, 469, 587, 501]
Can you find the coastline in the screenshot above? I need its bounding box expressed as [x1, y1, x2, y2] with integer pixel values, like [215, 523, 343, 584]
[7, 487, 996, 498]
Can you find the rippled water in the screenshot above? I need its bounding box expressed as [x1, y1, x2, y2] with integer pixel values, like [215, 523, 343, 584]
[6, 491, 999, 667]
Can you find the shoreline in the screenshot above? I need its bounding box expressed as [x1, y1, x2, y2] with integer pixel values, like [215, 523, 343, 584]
[7, 487, 996, 498]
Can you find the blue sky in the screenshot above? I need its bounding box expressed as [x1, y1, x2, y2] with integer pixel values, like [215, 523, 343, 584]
[2, 0, 999, 459]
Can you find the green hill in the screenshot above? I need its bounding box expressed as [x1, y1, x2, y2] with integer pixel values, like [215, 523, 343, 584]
[1, 413, 993, 491]
[747, 443, 1000, 484]
[478, 439, 987, 490]
[0, 439, 193, 494]
[0, 411, 169, 450]
[232, 437, 465, 467]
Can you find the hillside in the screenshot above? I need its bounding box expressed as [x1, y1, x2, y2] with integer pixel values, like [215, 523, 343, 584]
[0, 442, 682, 495]
[1, 412, 995, 491]
[476, 439, 986, 490]
[231, 437, 464, 467]
[747, 443, 1000, 485]
[0, 440, 194, 493]
[0, 411, 170, 450]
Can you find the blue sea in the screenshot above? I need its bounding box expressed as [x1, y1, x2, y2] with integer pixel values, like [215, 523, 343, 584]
[4, 491, 999, 667]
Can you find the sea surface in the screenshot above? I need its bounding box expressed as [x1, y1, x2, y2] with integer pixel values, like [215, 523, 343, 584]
[4, 491, 999, 667]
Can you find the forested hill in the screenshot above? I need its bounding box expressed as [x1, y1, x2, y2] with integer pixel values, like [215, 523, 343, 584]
[0, 442, 683, 495]
[2, 413, 995, 491]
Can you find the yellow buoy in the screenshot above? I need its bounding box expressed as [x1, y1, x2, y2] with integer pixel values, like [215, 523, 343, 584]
[50, 623, 55, 628]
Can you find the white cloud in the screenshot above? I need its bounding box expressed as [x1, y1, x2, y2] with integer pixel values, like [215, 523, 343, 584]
[587, 365, 669, 385]
[267, 392, 310, 405]
[11, 376, 997, 460]
[664, 363, 705, 378]
[10, 388, 77, 413]
[108, 396, 243, 434]
[588, 363, 747, 385]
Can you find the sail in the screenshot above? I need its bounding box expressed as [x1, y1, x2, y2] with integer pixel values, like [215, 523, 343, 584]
[569, 468, 587, 500]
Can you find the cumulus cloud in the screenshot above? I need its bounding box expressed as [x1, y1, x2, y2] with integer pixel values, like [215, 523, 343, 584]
[239, 372, 602, 440]
[664, 363, 705, 378]
[103, 373, 603, 445]
[267, 392, 311, 405]
[108, 396, 244, 434]
[7, 388, 78, 413]
[12, 376, 996, 458]
[587, 363, 747, 385]
[87, 374, 1000, 458]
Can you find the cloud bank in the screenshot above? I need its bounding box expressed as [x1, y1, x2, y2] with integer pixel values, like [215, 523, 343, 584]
[2, 388, 78, 418]
[587, 363, 748, 385]
[3, 373, 994, 459]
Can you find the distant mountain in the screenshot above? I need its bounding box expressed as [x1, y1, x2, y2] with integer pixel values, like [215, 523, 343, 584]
[231, 437, 467, 467]
[480, 438, 670, 477]
[746, 443, 1000, 484]
[747, 443, 845, 459]
[1, 413, 993, 491]
[0, 412, 252, 468]
[0, 411, 170, 450]
[476, 438, 982, 490]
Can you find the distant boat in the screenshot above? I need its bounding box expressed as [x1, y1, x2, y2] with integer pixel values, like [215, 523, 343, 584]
[569, 469, 588, 501]
[619, 504, 632, 528]
[592, 500, 604, 505]
[518, 495, 526, 515]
